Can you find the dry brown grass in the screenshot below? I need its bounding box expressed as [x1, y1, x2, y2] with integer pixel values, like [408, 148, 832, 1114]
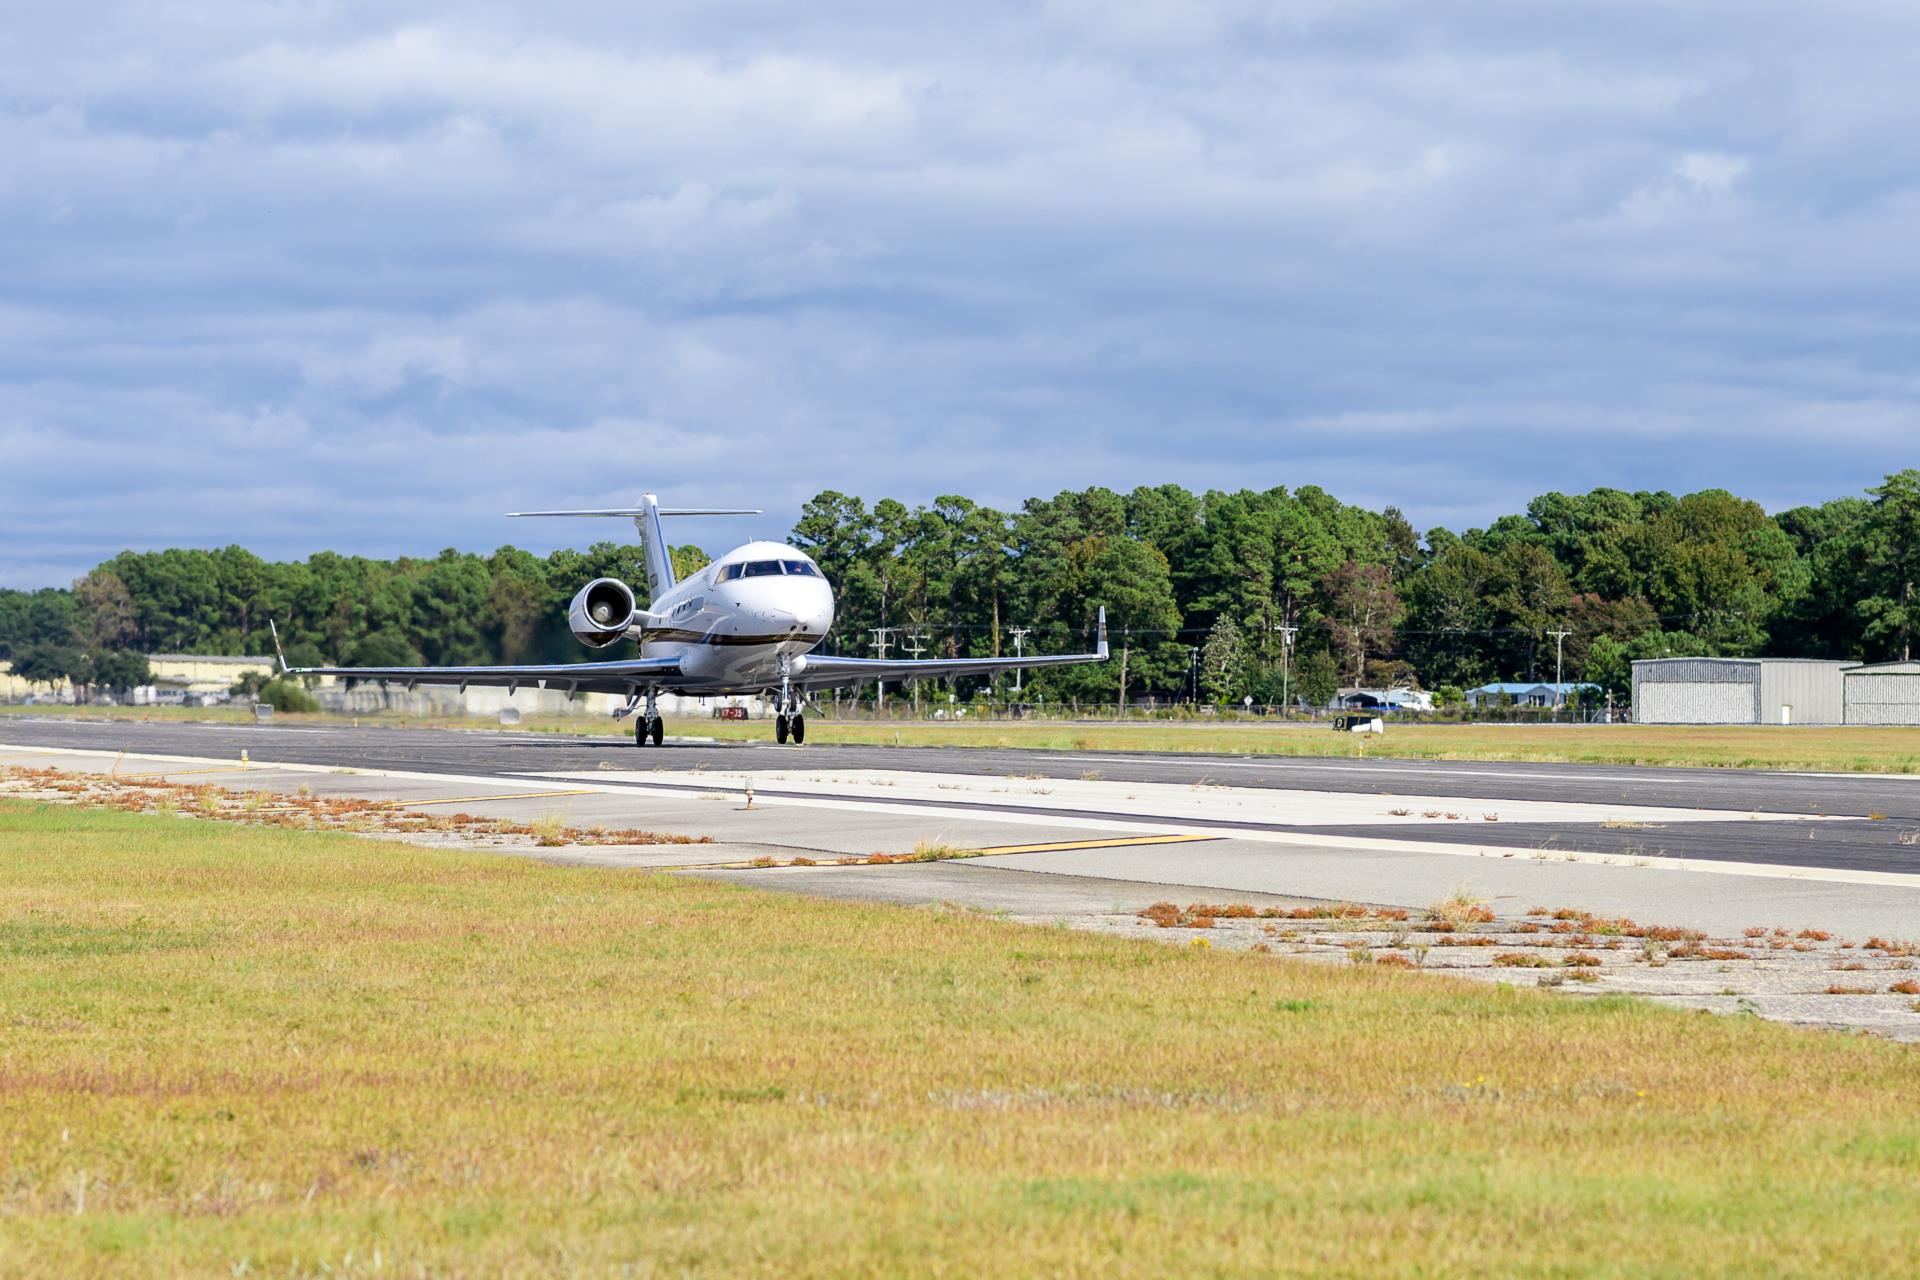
[1426, 891, 1497, 929]
[0, 765, 712, 848]
[5, 801, 1920, 1275]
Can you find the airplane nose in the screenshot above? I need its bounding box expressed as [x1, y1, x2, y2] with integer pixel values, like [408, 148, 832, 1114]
[767, 582, 834, 637]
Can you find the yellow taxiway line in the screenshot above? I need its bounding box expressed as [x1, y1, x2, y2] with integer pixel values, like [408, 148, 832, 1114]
[707, 833, 1221, 870]
[965, 833, 1219, 856]
[392, 789, 595, 808]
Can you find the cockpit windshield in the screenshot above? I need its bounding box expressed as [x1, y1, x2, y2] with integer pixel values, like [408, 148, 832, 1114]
[715, 558, 820, 582]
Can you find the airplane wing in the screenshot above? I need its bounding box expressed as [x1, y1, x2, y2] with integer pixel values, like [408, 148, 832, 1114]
[796, 609, 1108, 689]
[282, 654, 683, 697]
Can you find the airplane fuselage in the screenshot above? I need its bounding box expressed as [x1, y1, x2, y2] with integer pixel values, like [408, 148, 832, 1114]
[631, 540, 836, 694]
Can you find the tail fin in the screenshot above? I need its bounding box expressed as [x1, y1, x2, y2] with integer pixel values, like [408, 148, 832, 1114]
[509, 496, 760, 599]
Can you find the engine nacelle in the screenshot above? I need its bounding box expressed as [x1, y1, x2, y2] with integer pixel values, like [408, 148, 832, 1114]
[568, 577, 639, 648]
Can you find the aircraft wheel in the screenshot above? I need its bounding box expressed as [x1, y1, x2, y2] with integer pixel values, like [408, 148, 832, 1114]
[634, 717, 649, 747]
[791, 714, 806, 745]
[650, 716, 664, 747]
[775, 715, 789, 745]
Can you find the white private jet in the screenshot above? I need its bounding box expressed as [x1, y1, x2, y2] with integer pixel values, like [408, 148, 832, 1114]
[274, 494, 1107, 746]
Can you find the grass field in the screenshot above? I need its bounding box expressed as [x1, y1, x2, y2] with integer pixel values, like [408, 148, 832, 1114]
[10, 702, 1920, 772]
[4, 802, 1920, 1275]
[675, 717, 1920, 772]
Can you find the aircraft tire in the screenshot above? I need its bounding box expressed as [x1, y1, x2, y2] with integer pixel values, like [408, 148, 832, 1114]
[791, 714, 805, 745]
[650, 716, 664, 747]
[775, 715, 789, 745]
[634, 717, 649, 747]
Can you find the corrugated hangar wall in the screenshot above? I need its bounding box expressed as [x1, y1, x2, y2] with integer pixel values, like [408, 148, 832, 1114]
[1757, 661, 1851, 725]
[1632, 659, 1853, 725]
[1633, 659, 1759, 724]
[1844, 662, 1920, 725]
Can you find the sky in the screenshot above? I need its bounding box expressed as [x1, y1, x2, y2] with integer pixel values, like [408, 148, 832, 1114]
[4, 1, 1919, 587]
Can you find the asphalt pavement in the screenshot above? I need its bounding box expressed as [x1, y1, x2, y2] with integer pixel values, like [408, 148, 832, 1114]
[8, 714, 1920, 819]
[8, 715, 1920, 937]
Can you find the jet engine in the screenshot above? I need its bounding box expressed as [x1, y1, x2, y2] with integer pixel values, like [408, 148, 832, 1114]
[568, 577, 639, 647]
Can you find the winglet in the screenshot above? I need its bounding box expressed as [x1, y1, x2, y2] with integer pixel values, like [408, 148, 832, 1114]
[1096, 606, 1109, 659]
[268, 618, 290, 675]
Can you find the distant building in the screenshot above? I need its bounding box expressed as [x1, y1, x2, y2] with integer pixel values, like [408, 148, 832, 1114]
[1332, 687, 1434, 712]
[1841, 661, 1920, 726]
[130, 654, 277, 706]
[1465, 682, 1594, 709]
[1631, 658, 1852, 725]
[0, 661, 71, 702]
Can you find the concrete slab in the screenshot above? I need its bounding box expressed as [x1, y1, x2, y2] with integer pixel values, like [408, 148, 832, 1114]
[531, 766, 1825, 827]
[966, 841, 1920, 939]
[695, 863, 1325, 916]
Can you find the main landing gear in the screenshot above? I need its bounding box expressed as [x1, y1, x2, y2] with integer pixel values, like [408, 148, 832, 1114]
[631, 688, 664, 748]
[772, 677, 805, 745]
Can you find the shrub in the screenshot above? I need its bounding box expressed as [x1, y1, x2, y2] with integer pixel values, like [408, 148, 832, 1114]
[259, 678, 320, 713]
[1139, 903, 1182, 928]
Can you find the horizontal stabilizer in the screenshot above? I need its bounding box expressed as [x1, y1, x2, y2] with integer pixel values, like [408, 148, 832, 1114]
[507, 508, 760, 518]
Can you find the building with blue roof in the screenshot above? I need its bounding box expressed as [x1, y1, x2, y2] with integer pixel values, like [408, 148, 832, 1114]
[1465, 681, 1594, 709]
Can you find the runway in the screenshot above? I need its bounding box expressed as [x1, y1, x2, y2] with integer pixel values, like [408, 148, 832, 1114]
[8, 715, 1920, 815]
[5, 716, 1920, 938]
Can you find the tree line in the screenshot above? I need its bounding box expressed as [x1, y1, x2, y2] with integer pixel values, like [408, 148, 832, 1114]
[4, 472, 1917, 706]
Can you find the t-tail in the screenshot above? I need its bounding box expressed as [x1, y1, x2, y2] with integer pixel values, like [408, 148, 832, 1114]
[507, 494, 760, 599]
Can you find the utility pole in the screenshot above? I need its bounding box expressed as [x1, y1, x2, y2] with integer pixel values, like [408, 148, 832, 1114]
[1273, 622, 1299, 718]
[1009, 627, 1031, 694]
[869, 626, 895, 716]
[905, 628, 927, 719]
[1548, 628, 1573, 714]
[1189, 645, 1200, 706]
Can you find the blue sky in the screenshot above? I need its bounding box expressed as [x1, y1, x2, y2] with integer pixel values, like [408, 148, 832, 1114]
[4, 1, 1918, 587]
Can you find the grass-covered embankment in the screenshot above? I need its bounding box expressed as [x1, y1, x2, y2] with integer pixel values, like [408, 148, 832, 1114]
[3, 800, 1919, 1274]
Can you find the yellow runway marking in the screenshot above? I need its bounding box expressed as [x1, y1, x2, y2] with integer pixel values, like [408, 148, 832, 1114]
[966, 833, 1218, 856]
[712, 833, 1221, 871]
[391, 789, 595, 808]
[115, 766, 261, 779]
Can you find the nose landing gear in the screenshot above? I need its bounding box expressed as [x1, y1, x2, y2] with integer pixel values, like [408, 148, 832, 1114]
[772, 672, 805, 745]
[632, 687, 664, 747]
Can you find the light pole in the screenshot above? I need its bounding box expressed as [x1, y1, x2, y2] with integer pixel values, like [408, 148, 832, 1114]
[1189, 645, 1200, 706]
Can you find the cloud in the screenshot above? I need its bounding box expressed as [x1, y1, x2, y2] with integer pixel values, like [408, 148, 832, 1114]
[3, 2, 1919, 586]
